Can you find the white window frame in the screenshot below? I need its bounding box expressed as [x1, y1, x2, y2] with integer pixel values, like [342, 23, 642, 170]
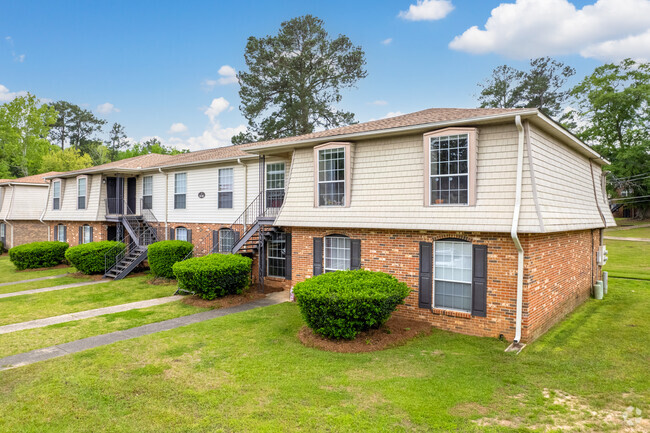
[218, 168, 234, 209]
[219, 228, 236, 253]
[433, 240, 473, 313]
[423, 128, 477, 207]
[324, 235, 351, 272]
[82, 225, 92, 244]
[0, 222, 5, 239]
[77, 176, 87, 210]
[314, 142, 352, 208]
[266, 162, 285, 208]
[174, 173, 187, 209]
[56, 224, 66, 242]
[142, 176, 153, 210]
[266, 234, 286, 278]
[175, 227, 188, 242]
[52, 180, 61, 210]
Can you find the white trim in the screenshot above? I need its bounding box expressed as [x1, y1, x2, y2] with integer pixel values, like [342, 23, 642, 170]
[77, 175, 88, 210]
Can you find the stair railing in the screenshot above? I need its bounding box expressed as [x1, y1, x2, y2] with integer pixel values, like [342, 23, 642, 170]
[229, 191, 265, 246]
[104, 241, 127, 274]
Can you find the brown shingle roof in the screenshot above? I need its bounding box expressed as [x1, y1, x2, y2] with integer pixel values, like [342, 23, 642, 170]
[0, 172, 63, 185]
[52, 153, 176, 178]
[157, 143, 258, 168]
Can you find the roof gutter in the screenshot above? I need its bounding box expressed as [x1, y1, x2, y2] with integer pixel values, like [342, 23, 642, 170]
[159, 168, 169, 240]
[3, 185, 15, 249]
[39, 182, 51, 241]
[510, 115, 525, 348]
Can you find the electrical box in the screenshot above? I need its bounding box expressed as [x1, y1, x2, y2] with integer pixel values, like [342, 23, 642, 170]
[597, 245, 608, 266]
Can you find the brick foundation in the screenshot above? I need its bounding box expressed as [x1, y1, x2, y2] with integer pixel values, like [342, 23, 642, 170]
[3, 220, 50, 248]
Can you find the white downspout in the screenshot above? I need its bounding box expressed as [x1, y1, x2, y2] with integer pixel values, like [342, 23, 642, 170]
[511, 115, 525, 345]
[40, 183, 51, 241]
[237, 158, 248, 208]
[3, 185, 15, 249]
[159, 168, 169, 240]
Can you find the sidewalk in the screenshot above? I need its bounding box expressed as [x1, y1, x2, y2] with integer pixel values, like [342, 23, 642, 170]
[0, 279, 110, 299]
[0, 273, 70, 287]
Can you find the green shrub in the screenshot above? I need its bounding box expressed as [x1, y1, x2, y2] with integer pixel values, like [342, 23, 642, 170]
[0, 240, 4, 252]
[148, 240, 193, 278]
[9, 241, 69, 270]
[293, 270, 411, 340]
[172, 254, 252, 300]
[65, 241, 125, 274]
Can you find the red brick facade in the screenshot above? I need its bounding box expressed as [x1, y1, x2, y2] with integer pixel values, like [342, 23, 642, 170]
[3, 220, 50, 249]
[49, 221, 112, 246]
[284, 226, 602, 342]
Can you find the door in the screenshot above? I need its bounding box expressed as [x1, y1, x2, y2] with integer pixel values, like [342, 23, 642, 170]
[127, 177, 136, 214]
[266, 162, 285, 208]
[106, 177, 124, 214]
[107, 225, 117, 241]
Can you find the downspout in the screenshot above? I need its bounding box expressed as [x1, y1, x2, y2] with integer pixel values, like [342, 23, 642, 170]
[3, 185, 15, 249]
[237, 158, 248, 207]
[511, 115, 525, 345]
[39, 183, 51, 241]
[159, 168, 169, 239]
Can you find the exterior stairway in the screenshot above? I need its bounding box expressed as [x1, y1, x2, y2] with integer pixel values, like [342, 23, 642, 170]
[104, 245, 148, 279]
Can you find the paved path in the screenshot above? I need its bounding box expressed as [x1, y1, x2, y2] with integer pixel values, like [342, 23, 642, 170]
[0, 291, 289, 370]
[604, 236, 650, 242]
[0, 295, 183, 334]
[0, 273, 70, 288]
[0, 279, 110, 299]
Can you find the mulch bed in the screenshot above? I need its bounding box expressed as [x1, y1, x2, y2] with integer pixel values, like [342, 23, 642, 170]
[17, 264, 69, 273]
[181, 285, 284, 309]
[298, 316, 433, 353]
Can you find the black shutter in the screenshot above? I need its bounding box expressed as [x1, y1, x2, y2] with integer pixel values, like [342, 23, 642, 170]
[284, 233, 292, 280]
[187, 229, 192, 243]
[54, 225, 58, 241]
[472, 244, 488, 317]
[350, 239, 361, 270]
[63, 226, 67, 242]
[212, 230, 219, 253]
[79, 226, 83, 244]
[90, 227, 93, 242]
[418, 242, 433, 309]
[169, 227, 174, 240]
[313, 237, 323, 276]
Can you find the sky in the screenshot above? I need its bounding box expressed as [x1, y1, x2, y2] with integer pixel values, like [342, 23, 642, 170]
[1, 0, 650, 151]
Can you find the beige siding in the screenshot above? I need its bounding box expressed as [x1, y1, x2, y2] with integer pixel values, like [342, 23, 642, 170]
[8, 185, 49, 220]
[43, 174, 103, 222]
[0, 186, 12, 220]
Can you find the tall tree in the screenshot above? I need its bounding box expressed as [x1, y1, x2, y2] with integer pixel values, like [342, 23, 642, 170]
[0, 94, 57, 177]
[106, 122, 129, 161]
[48, 100, 106, 157]
[477, 57, 575, 118]
[48, 100, 77, 150]
[233, 15, 367, 144]
[41, 147, 93, 172]
[567, 59, 650, 218]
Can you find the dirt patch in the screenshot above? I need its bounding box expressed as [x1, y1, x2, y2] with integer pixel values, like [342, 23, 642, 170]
[68, 272, 105, 281]
[17, 264, 69, 273]
[449, 402, 490, 417]
[298, 316, 432, 353]
[180, 289, 274, 309]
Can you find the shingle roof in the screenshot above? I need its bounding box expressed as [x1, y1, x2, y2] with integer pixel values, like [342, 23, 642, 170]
[0, 172, 62, 185]
[51, 153, 176, 178]
[156, 143, 258, 168]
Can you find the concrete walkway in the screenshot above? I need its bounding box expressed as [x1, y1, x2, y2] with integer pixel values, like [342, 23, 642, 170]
[0, 295, 183, 335]
[0, 291, 289, 370]
[0, 273, 70, 287]
[604, 236, 650, 242]
[0, 279, 110, 299]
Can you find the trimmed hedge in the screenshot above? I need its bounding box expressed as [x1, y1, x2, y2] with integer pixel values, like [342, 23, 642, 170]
[172, 254, 252, 300]
[9, 241, 69, 270]
[293, 270, 411, 340]
[65, 241, 126, 274]
[148, 240, 193, 279]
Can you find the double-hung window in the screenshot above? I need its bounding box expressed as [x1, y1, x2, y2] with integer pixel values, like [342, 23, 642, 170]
[142, 176, 153, 210]
[53, 180, 61, 210]
[324, 235, 351, 272]
[219, 228, 236, 253]
[77, 177, 87, 210]
[434, 240, 472, 312]
[82, 225, 92, 244]
[174, 173, 186, 209]
[266, 163, 285, 208]
[55, 224, 66, 242]
[267, 234, 286, 278]
[0, 222, 5, 241]
[175, 227, 188, 242]
[317, 147, 346, 206]
[218, 168, 233, 209]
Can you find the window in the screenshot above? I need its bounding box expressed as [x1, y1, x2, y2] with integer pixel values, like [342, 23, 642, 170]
[318, 147, 346, 206]
[425, 128, 476, 206]
[174, 173, 186, 209]
[0, 222, 5, 239]
[55, 224, 66, 242]
[142, 176, 153, 210]
[81, 225, 92, 244]
[266, 163, 285, 208]
[53, 180, 61, 210]
[77, 177, 87, 209]
[267, 234, 286, 278]
[175, 227, 188, 242]
[434, 240, 472, 312]
[324, 235, 351, 272]
[219, 228, 236, 253]
[218, 168, 233, 209]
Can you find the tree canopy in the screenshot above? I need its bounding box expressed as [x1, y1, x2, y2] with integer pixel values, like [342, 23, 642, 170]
[233, 15, 367, 145]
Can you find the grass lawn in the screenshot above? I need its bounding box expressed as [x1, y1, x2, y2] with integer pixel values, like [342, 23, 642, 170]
[0, 275, 92, 295]
[605, 226, 650, 239]
[604, 239, 650, 280]
[613, 218, 650, 227]
[0, 255, 73, 284]
[0, 301, 209, 358]
[0, 275, 177, 326]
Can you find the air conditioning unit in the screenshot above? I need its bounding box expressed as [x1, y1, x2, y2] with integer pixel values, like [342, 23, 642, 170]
[597, 245, 608, 266]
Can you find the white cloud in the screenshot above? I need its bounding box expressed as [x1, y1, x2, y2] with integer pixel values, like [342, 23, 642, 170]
[580, 28, 650, 62]
[370, 100, 389, 106]
[96, 102, 119, 115]
[381, 38, 393, 45]
[201, 79, 218, 91]
[0, 84, 27, 102]
[217, 65, 238, 85]
[399, 0, 454, 21]
[204, 97, 231, 122]
[168, 122, 188, 134]
[4, 36, 25, 62]
[383, 111, 404, 119]
[449, 0, 650, 61]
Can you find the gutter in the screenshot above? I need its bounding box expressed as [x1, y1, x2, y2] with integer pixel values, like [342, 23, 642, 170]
[39, 183, 51, 241]
[159, 168, 169, 239]
[510, 115, 526, 347]
[237, 158, 248, 208]
[3, 185, 15, 249]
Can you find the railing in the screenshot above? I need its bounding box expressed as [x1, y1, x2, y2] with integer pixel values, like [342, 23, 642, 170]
[104, 241, 126, 274]
[105, 198, 138, 217]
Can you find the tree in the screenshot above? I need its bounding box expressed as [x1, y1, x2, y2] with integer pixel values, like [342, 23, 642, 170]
[48, 100, 106, 157]
[48, 100, 77, 150]
[106, 122, 129, 161]
[233, 15, 367, 144]
[566, 59, 650, 218]
[41, 147, 93, 172]
[0, 93, 57, 177]
[477, 57, 575, 118]
[116, 138, 186, 160]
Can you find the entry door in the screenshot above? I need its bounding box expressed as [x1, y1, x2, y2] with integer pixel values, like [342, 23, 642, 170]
[127, 177, 136, 214]
[106, 177, 124, 214]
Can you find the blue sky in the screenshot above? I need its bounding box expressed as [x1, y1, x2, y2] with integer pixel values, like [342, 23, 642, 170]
[2, 0, 649, 150]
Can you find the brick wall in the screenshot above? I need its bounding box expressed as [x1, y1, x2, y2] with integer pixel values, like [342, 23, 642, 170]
[49, 221, 110, 246]
[286, 226, 601, 342]
[5, 220, 49, 248]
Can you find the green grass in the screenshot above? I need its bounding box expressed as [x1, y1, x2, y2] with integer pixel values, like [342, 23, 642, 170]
[0, 278, 648, 432]
[0, 301, 209, 358]
[0, 255, 73, 283]
[605, 226, 650, 239]
[0, 276, 177, 326]
[604, 239, 650, 280]
[613, 217, 650, 227]
[0, 275, 92, 295]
